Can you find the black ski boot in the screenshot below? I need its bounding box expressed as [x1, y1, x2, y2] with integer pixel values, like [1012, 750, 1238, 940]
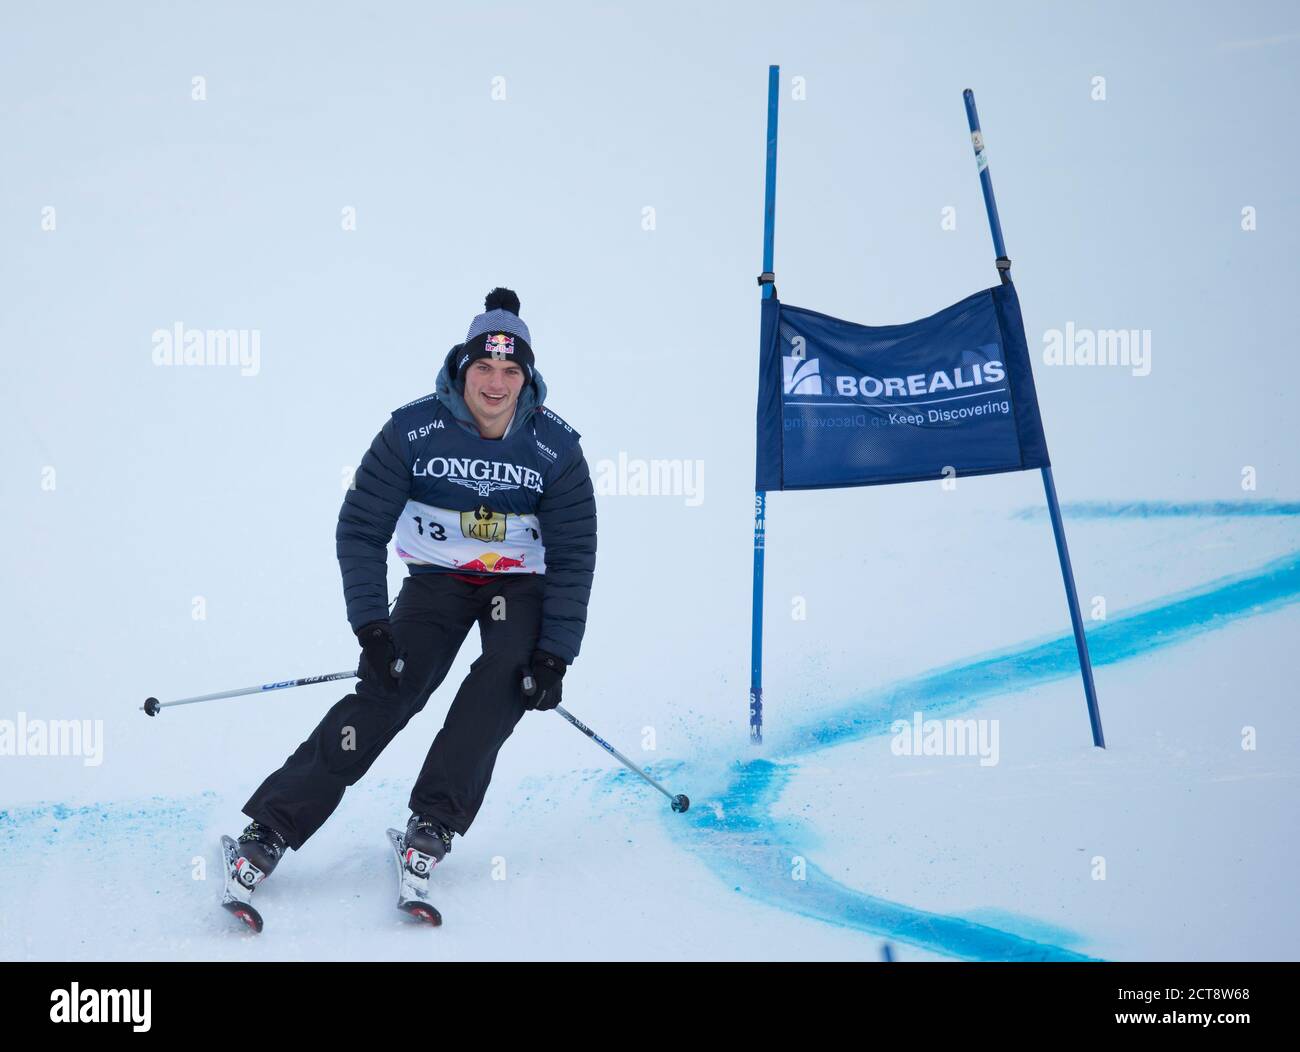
[234, 821, 289, 889]
[402, 814, 453, 878]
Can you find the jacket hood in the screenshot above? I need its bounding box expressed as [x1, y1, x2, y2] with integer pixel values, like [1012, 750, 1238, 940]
[434, 346, 548, 438]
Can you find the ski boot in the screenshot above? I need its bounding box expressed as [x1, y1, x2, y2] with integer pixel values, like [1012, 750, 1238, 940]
[233, 821, 289, 890]
[401, 813, 453, 879]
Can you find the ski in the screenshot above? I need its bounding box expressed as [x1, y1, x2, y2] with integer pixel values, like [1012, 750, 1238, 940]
[386, 828, 442, 926]
[219, 834, 265, 934]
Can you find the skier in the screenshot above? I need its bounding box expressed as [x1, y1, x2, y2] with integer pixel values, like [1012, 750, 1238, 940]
[232, 287, 597, 901]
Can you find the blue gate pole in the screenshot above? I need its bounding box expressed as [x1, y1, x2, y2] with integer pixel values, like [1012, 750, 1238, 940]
[750, 490, 766, 743]
[962, 89, 1106, 748]
[750, 64, 780, 744]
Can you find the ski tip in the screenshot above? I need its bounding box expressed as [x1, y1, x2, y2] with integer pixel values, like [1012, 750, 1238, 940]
[400, 901, 443, 926]
[221, 899, 265, 934]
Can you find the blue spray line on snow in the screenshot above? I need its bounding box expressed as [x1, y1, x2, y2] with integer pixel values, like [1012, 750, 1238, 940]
[1013, 500, 1300, 520]
[0, 793, 219, 847]
[780, 548, 1300, 758]
[681, 759, 1096, 960]
[666, 503, 1300, 961]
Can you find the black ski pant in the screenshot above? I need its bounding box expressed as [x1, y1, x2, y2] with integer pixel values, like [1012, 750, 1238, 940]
[242, 572, 543, 850]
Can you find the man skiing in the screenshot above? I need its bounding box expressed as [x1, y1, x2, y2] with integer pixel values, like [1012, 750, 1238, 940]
[231, 287, 597, 908]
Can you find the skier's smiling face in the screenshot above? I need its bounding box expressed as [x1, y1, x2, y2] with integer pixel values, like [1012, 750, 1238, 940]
[464, 358, 525, 437]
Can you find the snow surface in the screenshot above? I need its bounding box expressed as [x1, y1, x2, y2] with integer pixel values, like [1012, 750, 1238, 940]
[2, 506, 1297, 960]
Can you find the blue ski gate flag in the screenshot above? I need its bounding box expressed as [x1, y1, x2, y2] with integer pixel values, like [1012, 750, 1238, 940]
[747, 69, 1103, 750]
[755, 281, 1050, 491]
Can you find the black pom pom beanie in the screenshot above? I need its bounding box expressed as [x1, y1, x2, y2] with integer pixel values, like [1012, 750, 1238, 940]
[448, 287, 535, 386]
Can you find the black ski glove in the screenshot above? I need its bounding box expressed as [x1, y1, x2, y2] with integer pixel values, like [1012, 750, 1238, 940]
[521, 649, 566, 711]
[356, 620, 405, 694]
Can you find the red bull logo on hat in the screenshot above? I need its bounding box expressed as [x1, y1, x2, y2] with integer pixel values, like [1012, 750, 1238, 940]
[485, 333, 515, 359]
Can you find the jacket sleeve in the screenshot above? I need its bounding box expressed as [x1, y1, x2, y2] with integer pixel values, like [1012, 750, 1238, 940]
[336, 416, 411, 632]
[536, 444, 597, 663]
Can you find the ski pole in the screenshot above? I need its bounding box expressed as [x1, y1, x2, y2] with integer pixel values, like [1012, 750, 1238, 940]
[142, 670, 359, 716]
[520, 671, 689, 812]
[555, 705, 689, 813]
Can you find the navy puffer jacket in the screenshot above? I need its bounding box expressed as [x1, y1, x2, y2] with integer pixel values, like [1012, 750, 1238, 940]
[335, 357, 597, 663]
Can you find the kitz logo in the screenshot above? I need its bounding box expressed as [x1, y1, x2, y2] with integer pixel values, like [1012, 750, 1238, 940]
[783, 355, 822, 395]
[50, 983, 151, 1031]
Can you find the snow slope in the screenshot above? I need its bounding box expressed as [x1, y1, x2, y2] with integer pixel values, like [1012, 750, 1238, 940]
[3, 503, 1296, 961]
